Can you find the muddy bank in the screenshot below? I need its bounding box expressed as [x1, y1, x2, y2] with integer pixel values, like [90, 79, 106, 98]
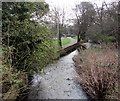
[28, 50, 88, 99]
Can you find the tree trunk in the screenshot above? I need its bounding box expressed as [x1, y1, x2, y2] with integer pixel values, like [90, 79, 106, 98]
[80, 32, 86, 41]
[57, 23, 62, 49]
[77, 32, 80, 42]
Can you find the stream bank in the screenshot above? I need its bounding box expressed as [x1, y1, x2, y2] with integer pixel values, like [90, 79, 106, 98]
[28, 50, 88, 99]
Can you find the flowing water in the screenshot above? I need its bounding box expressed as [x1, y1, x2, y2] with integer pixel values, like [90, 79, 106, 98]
[28, 50, 88, 99]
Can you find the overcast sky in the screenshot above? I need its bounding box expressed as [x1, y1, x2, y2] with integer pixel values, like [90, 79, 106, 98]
[45, 0, 118, 25]
[45, 0, 117, 9]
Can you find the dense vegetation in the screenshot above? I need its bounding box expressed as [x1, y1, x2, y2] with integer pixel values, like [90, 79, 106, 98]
[73, 45, 118, 99]
[1, 1, 119, 100]
[73, 2, 118, 44]
[72, 2, 119, 99]
[1, 2, 57, 99]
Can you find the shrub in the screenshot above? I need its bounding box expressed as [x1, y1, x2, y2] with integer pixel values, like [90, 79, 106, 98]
[1, 47, 28, 99]
[73, 47, 118, 99]
[2, 2, 57, 73]
[1, 2, 57, 100]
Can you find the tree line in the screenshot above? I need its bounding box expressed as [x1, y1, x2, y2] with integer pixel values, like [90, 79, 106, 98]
[74, 1, 118, 44]
[44, 1, 118, 46]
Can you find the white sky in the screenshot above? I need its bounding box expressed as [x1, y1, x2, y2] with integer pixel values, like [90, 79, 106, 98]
[45, 0, 118, 25]
[45, 0, 117, 8]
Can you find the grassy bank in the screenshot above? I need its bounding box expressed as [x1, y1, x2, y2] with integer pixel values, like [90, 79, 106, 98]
[73, 45, 118, 99]
[53, 38, 71, 46]
[73, 36, 77, 39]
[61, 38, 71, 46]
[54, 39, 71, 48]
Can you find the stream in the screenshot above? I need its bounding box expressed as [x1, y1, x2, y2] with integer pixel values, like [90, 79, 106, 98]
[28, 50, 88, 99]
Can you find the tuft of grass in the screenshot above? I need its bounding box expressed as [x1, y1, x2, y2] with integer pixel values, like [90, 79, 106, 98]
[73, 47, 118, 99]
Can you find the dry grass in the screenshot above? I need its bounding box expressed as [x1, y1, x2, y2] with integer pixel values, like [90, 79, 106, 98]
[73, 47, 118, 99]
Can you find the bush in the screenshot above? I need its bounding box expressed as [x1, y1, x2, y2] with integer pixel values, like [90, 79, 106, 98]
[1, 2, 57, 100]
[102, 36, 117, 44]
[73, 47, 118, 99]
[90, 34, 117, 44]
[2, 2, 57, 73]
[1, 47, 28, 99]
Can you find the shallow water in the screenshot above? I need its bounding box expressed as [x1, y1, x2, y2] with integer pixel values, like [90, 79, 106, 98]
[28, 50, 88, 99]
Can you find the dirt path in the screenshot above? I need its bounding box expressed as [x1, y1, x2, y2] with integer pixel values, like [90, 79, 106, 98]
[63, 37, 77, 48]
[28, 50, 87, 99]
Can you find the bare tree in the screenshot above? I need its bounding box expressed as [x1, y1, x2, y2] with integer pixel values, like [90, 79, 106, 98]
[50, 7, 66, 49]
[41, 6, 66, 49]
[74, 2, 96, 42]
[88, 1, 119, 43]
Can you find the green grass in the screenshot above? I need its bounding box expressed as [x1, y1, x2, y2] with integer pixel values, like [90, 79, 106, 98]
[73, 36, 77, 39]
[61, 38, 71, 46]
[53, 38, 71, 46]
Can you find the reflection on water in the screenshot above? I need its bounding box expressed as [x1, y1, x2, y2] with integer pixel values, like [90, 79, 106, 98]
[28, 50, 88, 99]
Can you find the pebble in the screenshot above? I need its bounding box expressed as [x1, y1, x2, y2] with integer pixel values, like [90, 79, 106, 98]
[66, 78, 70, 80]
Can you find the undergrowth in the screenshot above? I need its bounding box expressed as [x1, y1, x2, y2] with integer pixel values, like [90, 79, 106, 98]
[73, 46, 118, 99]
